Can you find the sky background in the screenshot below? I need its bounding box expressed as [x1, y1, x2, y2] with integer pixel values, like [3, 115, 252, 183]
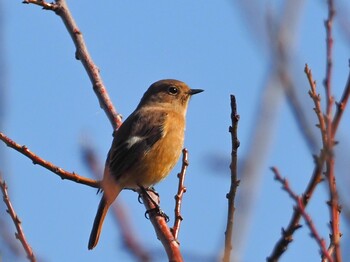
[1, 1, 350, 261]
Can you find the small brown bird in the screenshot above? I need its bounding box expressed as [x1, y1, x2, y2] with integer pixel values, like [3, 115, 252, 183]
[88, 79, 203, 250]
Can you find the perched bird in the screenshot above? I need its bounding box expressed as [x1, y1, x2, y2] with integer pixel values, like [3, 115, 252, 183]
[88, 79, 203, 250]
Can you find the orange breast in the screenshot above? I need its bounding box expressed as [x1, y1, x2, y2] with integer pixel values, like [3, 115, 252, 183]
[123, 111, 185, 188]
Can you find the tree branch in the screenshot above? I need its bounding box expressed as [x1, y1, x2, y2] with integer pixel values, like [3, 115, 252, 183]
[171, 148, 189, 241]
[223, 95, 240, 262]
[324, 1, 342, 260]
[0, 175, 36, 262]
[272, 167, 333, 262]
[268, 2, 350, 260]
[0, 132, 99, 188]
[305, 64, 327, 145]
[23, 0, 122, 130]
[140, 190, 183, 262]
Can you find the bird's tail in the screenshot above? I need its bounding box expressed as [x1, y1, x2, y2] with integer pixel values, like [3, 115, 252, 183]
[88, 196, 110, 250]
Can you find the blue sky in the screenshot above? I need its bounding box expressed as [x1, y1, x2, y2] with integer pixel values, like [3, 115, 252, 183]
[1, 1, 350, 261]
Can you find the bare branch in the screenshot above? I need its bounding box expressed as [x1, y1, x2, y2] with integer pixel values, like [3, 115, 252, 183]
[22, 0, 58, 10]
[23, 0, 122, 130]
[140, 190, 183, 262]
[272, 167, 333, 262]
[267, 149, 326, 261]
[171, 148, 189, 241]
[0, 132, 99, 188]
[268, 2, 349, 260]
[305, 64, 327, 145]
[0, 175, 36, 262]
[223, 95, 240, 262]
[332, 65, 350, 133]
[324, 1, 342, 260]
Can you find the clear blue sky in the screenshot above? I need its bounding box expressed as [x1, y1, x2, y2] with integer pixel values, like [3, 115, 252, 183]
[1, 1, 350, 261]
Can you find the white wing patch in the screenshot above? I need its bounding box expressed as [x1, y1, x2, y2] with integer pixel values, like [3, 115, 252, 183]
[126, 136, 143, 149]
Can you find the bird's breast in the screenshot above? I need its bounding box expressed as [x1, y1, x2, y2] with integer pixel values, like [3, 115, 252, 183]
[127, 112, 185, 187]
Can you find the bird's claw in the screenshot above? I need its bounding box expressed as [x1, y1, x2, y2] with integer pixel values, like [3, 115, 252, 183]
[137, 194, 144, 204]
[144, 207, 170, 222]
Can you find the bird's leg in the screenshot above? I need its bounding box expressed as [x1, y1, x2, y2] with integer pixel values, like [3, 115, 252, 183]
[146, 186, 160, 197]
[137, 187, 157, 204]
[138, 186, 169, 222]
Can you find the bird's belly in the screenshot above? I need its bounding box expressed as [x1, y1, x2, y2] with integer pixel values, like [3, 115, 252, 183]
[125, 129, 184, 188]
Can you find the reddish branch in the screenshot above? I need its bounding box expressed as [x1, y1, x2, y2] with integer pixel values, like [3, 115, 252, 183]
[23, 0, 122, 130]
[268, 3, 350, 260]
[171, 148, 189, 241]
[305, 64, 327, 145]
[223, 95, 240, 262]
[140, 190, 183, 262]
[332, 66, 350, 132]
[0, 132, 99, 188]
[268, 67, 350, 262]
[324, 0, 335, 110]
[323, 1, 342, 261]
[272, 168, 333, 262]
[0, 176, 36, 262]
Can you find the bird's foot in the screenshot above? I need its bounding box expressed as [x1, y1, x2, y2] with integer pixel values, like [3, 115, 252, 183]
[144, 207, 170, 222]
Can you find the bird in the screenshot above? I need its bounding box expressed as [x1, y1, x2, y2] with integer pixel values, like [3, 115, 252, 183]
[88, 79, 203, 250]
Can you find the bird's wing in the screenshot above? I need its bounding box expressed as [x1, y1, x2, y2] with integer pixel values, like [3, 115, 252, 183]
[107, 110, 167, 180]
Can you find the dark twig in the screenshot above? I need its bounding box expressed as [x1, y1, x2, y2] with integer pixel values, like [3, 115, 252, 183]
[272, 167, 333, 262]
[0, 132, 99, 188]
[171, 148, 189, 241]
[223, 95, 240, 262]
[23, 0, 122, 130]
[0, 175, 36, 262]
[81, 143, 151, 262]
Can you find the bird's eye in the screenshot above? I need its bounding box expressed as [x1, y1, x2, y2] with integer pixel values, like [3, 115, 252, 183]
[168, 86, 178, 95]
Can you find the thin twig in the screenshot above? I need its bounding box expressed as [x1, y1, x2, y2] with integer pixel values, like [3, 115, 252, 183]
[223, 95, 240, 262]
[272, 167, 333, 262]
[324, 1, 342, 261]
[268, 3, 350, 260]
[323, 243, 335, 262]
[0, 218, 23, 257]
[171, 148, 189, 241]
[332, 64, 350, 133]
[234, 3, 311, 258]
[22, 0, 57, 10]
[267, 150, 327, 261]
[0, 175, 36, 262]
[0, 132, 99, 188]
[23, 0, 122, 130]
[305, 64, 327, 145]
[324, 0, 335, 114]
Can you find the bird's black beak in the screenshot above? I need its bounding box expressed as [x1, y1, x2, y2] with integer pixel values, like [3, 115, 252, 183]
[189, 89, 204, 95]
